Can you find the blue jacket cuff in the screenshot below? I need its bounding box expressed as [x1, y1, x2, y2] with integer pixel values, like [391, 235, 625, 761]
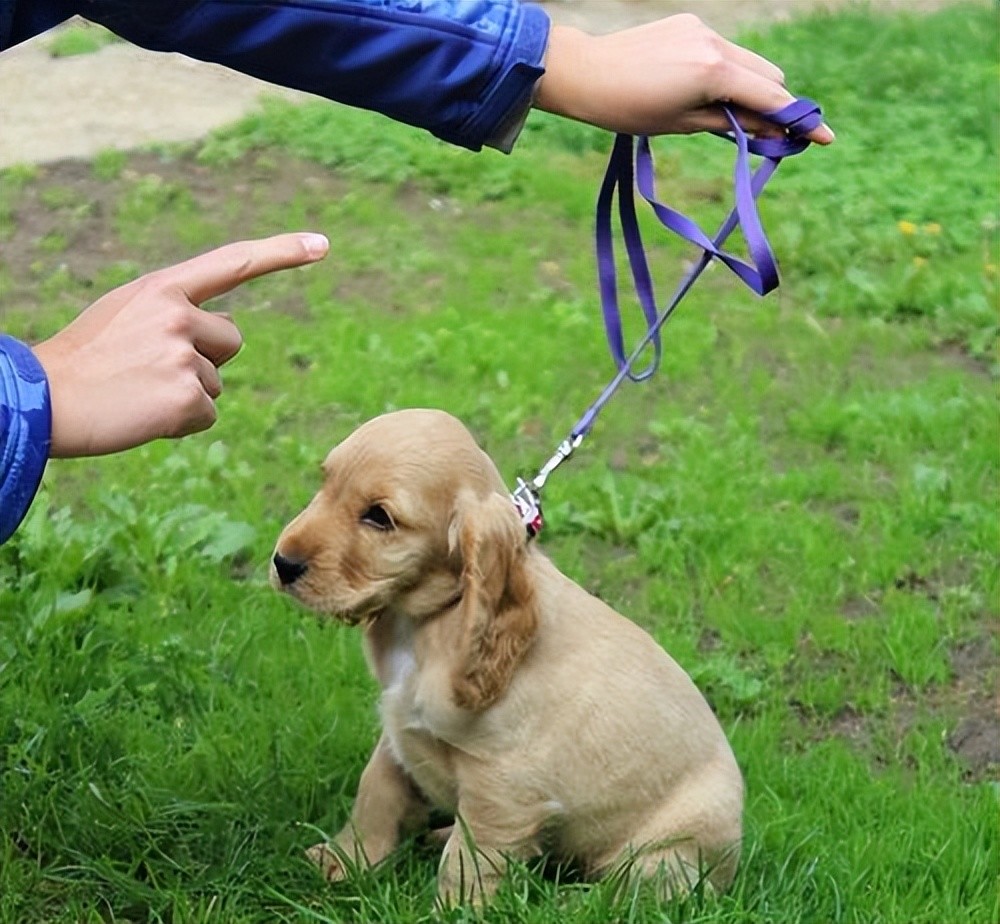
[0, 334, 52, 545]
[453, 2, 549, 151]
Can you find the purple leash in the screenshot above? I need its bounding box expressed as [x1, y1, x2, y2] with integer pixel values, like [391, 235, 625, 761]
[513, 98, 824, 537]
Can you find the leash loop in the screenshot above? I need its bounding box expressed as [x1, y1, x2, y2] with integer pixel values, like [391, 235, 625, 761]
[513, 97, 824, 537]
[595, 99, 823, 379]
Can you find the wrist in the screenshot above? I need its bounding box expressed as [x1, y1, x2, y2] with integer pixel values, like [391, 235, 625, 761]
[30, 338, 74, 459]
[533, 25, 597, 125]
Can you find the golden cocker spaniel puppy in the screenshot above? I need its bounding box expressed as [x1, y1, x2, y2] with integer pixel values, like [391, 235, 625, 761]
[271, 409, 743, 904]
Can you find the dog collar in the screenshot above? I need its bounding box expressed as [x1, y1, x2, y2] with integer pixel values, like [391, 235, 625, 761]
[510, 433, 582, 538]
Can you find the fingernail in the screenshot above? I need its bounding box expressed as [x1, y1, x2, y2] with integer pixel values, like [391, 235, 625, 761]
[301, 233, 330, 260]
[821, 122, 836, 142]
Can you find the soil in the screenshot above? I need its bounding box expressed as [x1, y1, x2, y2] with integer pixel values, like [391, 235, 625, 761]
[944, 636, 1000, 777]
[0, 0, 959, 169]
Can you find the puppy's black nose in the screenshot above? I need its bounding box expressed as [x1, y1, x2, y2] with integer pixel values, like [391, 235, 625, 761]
[273, 552, 308, 586]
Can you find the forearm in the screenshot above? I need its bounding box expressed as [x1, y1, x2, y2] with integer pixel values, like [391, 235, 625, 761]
[69, 0, 550, 152]
[0, 335, 52, 545]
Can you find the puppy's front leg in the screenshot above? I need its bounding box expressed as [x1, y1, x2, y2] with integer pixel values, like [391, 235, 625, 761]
[436, 799, 541, 906]
[308, 734, 428, 881]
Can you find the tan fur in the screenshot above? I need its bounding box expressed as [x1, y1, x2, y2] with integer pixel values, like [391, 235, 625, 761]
[272, 409, 744, 904]
[450, 490, 540, 711]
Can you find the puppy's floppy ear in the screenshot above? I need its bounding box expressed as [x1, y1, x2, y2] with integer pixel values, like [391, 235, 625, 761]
[448, 490, 539, 712]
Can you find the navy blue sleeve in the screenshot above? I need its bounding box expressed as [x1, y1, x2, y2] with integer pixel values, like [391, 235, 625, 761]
[2, 0, 77, 46]
[3, 1, 550, 152]
[0, 336, 52, 545]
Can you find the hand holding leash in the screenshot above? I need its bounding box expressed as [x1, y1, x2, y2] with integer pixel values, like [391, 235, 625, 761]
[535, 15, 834, 145]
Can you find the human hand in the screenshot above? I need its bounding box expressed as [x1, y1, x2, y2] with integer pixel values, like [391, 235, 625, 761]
[31, 232, 329, 458]
[535, 15, 834, 144]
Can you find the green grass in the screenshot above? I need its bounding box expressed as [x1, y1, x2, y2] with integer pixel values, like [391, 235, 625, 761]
[47, 21, 119, 58]
[1, 3, 997, 922]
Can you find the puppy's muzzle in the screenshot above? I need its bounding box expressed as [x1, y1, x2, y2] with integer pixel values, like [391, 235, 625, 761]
[273, 552, 308, 586]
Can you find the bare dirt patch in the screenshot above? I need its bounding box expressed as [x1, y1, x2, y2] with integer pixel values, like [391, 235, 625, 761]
[0, 151, 351, 319]
[944, 634, 1000, 777]
[830, 571, 998, 777]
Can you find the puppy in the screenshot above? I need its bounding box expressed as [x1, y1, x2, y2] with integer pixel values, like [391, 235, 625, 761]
[271, 409, 743, 903]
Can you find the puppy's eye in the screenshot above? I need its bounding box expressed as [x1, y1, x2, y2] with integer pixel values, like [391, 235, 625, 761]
[360, 504, 395, 531]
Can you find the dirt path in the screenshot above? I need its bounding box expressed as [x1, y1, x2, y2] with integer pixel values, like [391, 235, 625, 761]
[0, 0, 957, 169]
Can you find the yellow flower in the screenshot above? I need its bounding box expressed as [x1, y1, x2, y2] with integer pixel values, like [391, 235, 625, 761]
[985, 263, 997, 276]
[913, 256, 928, 267]
[923, 222, 942, 235]
[897, 220, 918, 235]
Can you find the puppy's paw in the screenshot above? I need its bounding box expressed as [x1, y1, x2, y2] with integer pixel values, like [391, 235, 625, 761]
[436, 869, 493, 909]
[436, 836, 503, 908]
[306, 841, 348, 882]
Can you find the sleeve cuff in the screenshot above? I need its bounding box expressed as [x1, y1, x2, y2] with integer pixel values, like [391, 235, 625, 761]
[0, 335, 52, 544]
[485, 4, 550, 154]
[456, 2, 549, 151]
[484, 87, 535, 154]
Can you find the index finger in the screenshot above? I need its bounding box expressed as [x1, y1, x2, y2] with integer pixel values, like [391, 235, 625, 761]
[167, 232, 330, 305]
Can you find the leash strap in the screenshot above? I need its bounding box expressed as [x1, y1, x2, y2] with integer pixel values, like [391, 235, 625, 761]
[582, 97, 822, 436]
[512, 98, 824, 536]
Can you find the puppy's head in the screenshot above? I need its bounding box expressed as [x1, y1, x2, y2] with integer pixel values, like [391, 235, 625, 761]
[272, 409, 538, 708]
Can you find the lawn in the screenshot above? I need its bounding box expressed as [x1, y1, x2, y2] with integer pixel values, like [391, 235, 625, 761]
[0, 3, 997, 922]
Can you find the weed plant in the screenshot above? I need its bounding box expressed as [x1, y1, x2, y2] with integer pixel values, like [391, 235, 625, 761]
[46, 22, 119, 58]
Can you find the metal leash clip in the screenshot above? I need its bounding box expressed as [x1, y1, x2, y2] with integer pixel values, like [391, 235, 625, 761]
[511, 477, 544, 538]
[510, 434, 583, 539]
